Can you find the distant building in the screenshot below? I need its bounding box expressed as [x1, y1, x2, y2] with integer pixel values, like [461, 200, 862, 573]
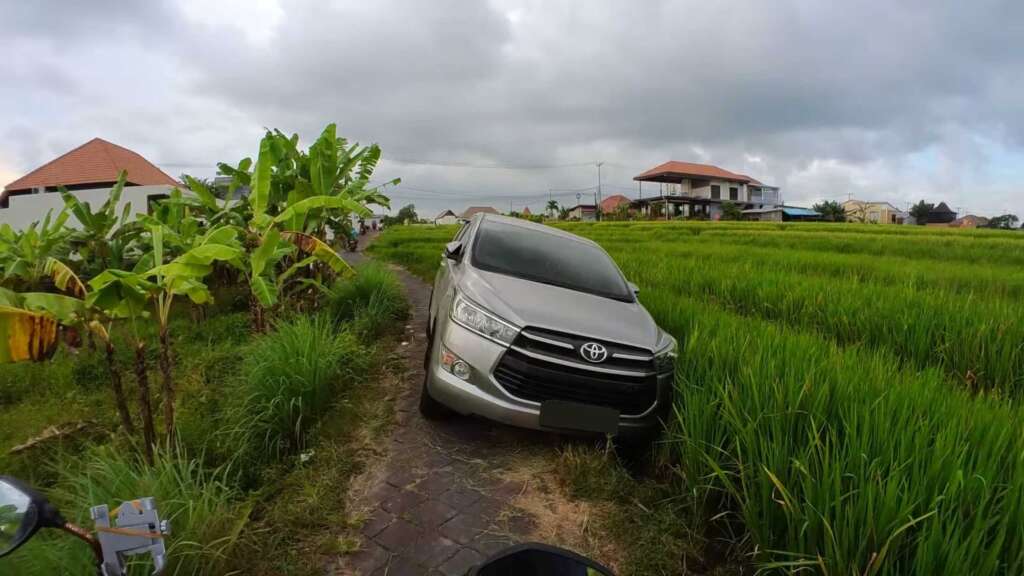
[841, 200, 909, 224]
[434, 209, 459, 225]
[565, 204, 597, 221]
[927, 202, 958, 224]
[600, 194, 631, 213]
[742, 206, 823, 222]
[521, 206, 532, 216]
[1, 137, 181, 228]
[631, 161, 779, 219]
[951, 214, 989, 228]
[460, 206, 500, 218]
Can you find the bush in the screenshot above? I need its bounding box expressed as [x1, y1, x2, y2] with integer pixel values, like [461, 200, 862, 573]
[226, 315, 370, 472]
[325, 262, 408, 338]
[4, 445, 248, 576]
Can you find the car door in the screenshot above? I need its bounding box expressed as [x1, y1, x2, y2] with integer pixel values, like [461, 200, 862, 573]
[430, 219, 471, 330]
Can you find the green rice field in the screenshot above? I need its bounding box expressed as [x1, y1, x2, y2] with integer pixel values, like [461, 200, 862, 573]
[370, 221, 1024, 575]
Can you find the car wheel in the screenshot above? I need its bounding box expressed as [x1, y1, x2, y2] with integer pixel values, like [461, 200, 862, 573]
[419, 322, 454, 420]
[614, 432, 657, 471]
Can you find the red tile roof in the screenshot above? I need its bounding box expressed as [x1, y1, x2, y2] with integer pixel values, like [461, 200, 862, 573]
[600, 194, 631, 212]
[3, 137, 179, 192]
[460, 206, 500, 218]
[634, 161, 750, 183]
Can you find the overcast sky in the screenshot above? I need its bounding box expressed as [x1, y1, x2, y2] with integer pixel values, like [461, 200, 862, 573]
[2, 0, 1022, 218]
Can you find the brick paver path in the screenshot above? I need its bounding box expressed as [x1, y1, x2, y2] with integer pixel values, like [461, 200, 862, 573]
[331, 255, 550, 576]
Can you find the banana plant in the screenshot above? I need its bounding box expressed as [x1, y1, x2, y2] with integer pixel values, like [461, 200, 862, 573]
[43, 257, 136, 435]
[60, 170, 141, 275]
[302, 124, 397, 237]
[87, 269, 158, 465]
[174, 175, 247, 228]
[0, 287, 82, 363]
[145, 224, 243, 442]
[0, 209, 71, 291]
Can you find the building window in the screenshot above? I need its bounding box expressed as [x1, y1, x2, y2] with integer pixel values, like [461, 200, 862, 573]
[729, 187, 738, 201]
[711, 185, 721, 200]
[147, 194, 170, 214]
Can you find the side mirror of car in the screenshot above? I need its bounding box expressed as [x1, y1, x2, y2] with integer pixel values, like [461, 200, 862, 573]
[444, 241, 464, 261]
[0, 476, 65, 558]
[469, 543, 615, 576]
[628, 281, 640, 296]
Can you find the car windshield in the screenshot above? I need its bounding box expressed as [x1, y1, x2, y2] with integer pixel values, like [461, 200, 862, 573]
[471, 219, 633, 302]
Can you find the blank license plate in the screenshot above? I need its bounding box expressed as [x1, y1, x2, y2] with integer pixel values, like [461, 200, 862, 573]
[539, 400, 619, 435]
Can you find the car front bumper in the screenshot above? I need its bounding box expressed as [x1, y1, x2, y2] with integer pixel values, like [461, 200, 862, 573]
[426, 320, 672, 437]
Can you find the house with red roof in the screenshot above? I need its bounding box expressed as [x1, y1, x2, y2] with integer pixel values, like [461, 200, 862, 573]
[600, 194, 631, 213]
[631, 161, 780, 219]
[1, 138, 182, 228]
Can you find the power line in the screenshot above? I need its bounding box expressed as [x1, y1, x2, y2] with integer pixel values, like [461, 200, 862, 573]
[385, 158, 597, 170]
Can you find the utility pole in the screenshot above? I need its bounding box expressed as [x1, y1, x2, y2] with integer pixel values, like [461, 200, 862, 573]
[596, 162, 604, 221]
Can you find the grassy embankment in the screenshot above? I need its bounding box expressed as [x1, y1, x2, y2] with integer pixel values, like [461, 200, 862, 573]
[0, 261, 408, 575]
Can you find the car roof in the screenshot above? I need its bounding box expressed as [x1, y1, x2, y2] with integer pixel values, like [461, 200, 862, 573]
[474, 213, 598, 247]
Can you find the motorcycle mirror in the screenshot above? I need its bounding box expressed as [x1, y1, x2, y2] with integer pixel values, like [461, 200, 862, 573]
[468, 543, 615, 576]
[0, 477, 43, 558]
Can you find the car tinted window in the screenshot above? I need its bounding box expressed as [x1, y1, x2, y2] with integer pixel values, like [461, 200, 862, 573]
[471, 219, 633, 301]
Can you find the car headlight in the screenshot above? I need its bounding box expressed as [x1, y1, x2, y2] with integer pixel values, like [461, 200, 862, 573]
[654, 333, 677, 374]
[450, 292, 519, 346]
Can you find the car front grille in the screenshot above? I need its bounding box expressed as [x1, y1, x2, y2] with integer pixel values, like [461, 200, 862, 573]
[493, 328, 658, 416]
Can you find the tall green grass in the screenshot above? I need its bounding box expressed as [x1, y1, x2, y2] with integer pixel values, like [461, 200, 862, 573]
[3, 445, 249, 576]
[325, 260, 409, 338]
[225, 315, 370, 475]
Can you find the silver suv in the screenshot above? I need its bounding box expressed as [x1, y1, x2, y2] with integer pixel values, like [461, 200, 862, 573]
[420, 214, 676, 439]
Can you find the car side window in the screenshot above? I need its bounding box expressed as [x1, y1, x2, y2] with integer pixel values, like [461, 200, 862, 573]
[453, 221, 470, 242]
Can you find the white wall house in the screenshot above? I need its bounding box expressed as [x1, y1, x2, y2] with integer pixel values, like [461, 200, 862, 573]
[0, 184, 182, 229]
[1, 137, 183, 229]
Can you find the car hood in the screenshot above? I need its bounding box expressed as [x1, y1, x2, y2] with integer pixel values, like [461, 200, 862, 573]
[459, 267, 661, 351]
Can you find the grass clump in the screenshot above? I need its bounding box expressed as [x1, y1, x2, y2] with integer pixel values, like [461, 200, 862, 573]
[4, 445, 249, 576]
[226, 315, 370, 475]
[325, 261, 409, 338]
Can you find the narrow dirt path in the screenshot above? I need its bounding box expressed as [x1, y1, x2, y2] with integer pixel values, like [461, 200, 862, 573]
[330, 251, 579, 576]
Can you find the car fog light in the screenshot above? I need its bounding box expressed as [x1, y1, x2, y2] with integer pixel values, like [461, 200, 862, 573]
[451, 360, 472, 380]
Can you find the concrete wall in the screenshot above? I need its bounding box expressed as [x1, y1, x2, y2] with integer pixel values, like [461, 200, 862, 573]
[0, 184, 183, 229]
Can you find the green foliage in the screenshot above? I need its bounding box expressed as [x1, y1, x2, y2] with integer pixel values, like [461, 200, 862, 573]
[812, 199, 847, 222]
[910, 200, 933, 225]
[4, 445, 249, 576]
[325, 261, 408, 338]
[226, 315, 370, 473]
[719, 200, 742, 221]
[60, 170, 139, 275]
[382, 203, 417, 226]
[0, 210, 71, 291]
[986, 213, 1020, 229]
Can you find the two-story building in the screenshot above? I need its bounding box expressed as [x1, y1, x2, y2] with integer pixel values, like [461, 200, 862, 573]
[841, 200, 909, 224]
[630, 161, 780, 219]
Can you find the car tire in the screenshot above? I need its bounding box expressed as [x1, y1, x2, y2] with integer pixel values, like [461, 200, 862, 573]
[419, 322, 454, 420]
[614, 433, 657, 470]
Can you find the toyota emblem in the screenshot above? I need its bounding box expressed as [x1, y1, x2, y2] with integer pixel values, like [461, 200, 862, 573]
[580, 342, 608, 363]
